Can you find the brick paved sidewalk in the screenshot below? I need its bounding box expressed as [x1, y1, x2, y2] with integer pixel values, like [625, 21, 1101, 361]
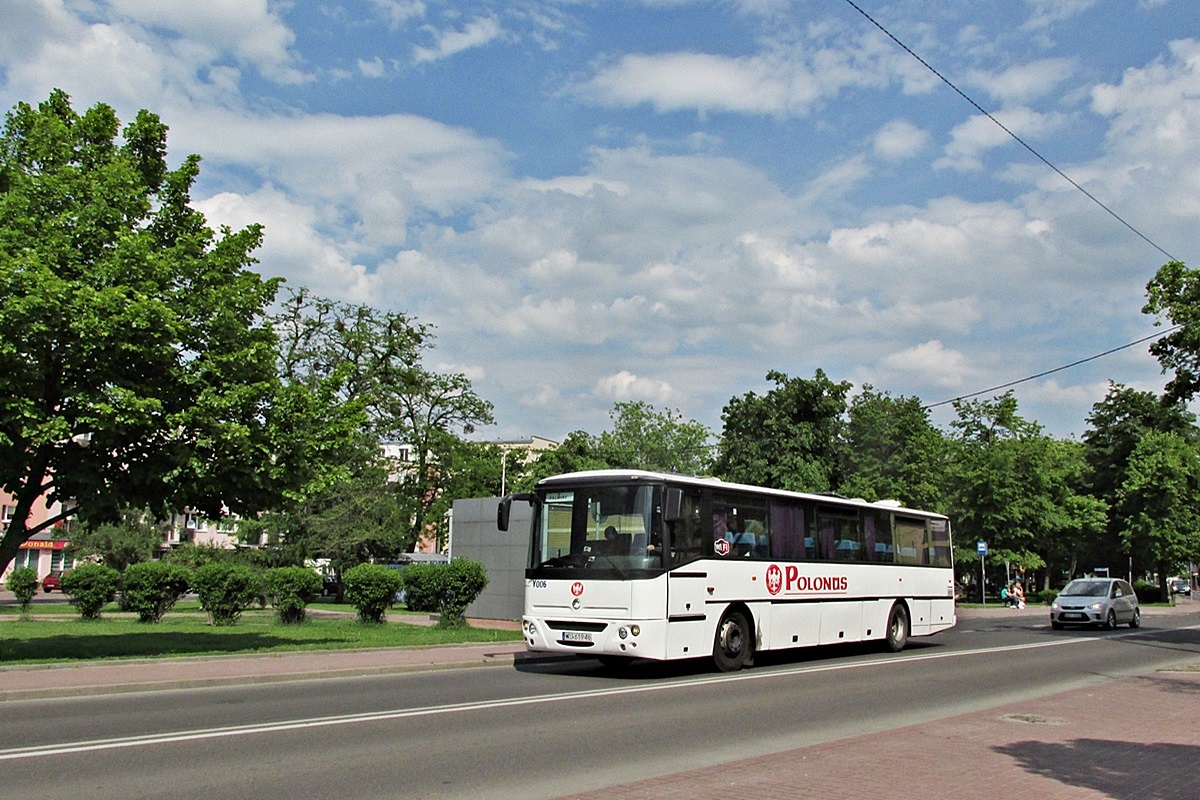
[554, 666, 1200, 800]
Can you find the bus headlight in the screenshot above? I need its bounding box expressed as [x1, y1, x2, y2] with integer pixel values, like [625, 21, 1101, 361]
[630, 625, 640, 637]
[523, 620, 538, 637]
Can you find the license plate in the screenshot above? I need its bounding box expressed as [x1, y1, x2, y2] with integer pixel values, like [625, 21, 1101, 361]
[561, 631, 593, 643]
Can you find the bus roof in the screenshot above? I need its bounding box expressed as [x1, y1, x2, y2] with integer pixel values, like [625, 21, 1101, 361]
[534, 469, 948, 520]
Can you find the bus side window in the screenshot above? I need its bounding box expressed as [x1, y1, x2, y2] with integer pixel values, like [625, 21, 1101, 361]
[668, 491, 704, 566]
[893, 517, 927, 565]
[865, 510, 893, 563]
[768, 502, 810, 560]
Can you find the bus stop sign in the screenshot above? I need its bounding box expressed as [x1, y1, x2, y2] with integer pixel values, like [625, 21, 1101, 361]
[977, 541, 988, 555]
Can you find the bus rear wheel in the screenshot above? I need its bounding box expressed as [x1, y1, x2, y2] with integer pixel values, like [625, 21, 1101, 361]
[713, 608, 753, 672]
[885, 603, 909, 652]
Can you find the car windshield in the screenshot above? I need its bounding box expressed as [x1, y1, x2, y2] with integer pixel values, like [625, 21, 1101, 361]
[529, 483, 664, 573]
[1061, 579, 1110, 597]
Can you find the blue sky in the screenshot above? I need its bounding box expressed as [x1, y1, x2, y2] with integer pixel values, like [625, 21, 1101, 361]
[3, 0, 1199, 443]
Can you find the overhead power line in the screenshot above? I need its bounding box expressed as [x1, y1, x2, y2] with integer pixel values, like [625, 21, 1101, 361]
[924, 326, 1179, 409]
[841, 0, 1176, 263]
[839, 0, 1184, 407]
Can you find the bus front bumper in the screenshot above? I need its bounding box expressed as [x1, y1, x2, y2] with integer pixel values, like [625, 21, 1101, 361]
[522, 616, 666, 659]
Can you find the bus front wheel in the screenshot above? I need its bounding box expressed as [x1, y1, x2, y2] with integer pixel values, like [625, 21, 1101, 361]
[885, 603, 909, 652]
[713, 608, 753, 672]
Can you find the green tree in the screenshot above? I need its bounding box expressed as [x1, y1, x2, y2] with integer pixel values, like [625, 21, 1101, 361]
[0, 90, 335, 576]
[1082, 383, 1197, 578]
[520, 430, 611, 488]
[945, 394, 1077, 586]
[1144, 260, 1200, 402]
[68, 511, 163, 571]
[272, 289, 493, 549]
[1116, 430, 1200, 593]
[714, 369, 851, 492]
[839, 387, 946, 509]
[594, 401, 713, 475]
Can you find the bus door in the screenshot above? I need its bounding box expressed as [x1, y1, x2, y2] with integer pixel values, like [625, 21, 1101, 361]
[667, 489, 706, 621]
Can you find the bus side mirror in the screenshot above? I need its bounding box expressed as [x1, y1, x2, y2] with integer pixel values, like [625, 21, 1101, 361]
[663, 488, 683, 523]
[497, 493, 537, 531]
[497, 497, 513, 531]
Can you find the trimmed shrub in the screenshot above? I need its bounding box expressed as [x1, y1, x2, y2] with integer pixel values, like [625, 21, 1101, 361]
[398, 563, 443, 613]
[342, 563, 403, 624]
[1134, 580, 1164, 604]
[264, 566, 322, 624]
[400, 558, 488, 628]
[121, 561, 192, 623]
[192, 562, 262, 626]
[7, 566, 39, 613]
[60, 562, 121, 620]
[1033, 589, 1058, 606]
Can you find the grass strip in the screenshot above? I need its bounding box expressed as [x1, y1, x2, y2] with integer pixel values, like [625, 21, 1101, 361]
[0, 608, 521, 665]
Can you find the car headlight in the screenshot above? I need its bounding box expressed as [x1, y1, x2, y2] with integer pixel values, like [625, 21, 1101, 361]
[1088, 602, 1103, 611]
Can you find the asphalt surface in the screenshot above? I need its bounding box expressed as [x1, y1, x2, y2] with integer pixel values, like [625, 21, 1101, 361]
[2, 602, 1199, 799]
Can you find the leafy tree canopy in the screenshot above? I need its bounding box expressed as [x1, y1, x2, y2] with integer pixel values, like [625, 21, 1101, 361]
[0, 90, 340, 575]
[714, 369, 850, 492]
[1144, 260, 1200, 402]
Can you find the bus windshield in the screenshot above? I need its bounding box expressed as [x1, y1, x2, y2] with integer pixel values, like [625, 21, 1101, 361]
[529, 483, 664, 574]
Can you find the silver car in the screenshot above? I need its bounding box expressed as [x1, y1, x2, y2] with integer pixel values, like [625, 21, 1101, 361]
[1050, 578, 1141, 630]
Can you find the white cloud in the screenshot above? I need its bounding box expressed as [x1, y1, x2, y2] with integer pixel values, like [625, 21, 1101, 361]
[580, 51, 819, 116]
[196, 188, 374, 304]
[936, 106, 1069, 171]
[171, 108, 512, 251]
[1022, 0, 1098, 31]
[106, 0, 308, 84]
[371, 0, 426, 28]
[881, 341, 972, 389]
[593, 371, 675, 404]
[968, 58, 1076, 104]
[358, 57, 386, 78]
[872, 119, 930, 161]
[413, 16, 503, 64]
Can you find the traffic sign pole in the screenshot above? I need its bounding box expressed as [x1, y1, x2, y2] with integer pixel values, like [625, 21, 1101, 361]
[977, 542, 988, 607]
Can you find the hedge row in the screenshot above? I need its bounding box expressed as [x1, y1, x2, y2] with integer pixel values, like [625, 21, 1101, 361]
[7, 558, 488, 628]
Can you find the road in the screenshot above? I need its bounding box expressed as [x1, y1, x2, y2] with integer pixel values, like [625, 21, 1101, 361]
[2, 608, 1198, 799]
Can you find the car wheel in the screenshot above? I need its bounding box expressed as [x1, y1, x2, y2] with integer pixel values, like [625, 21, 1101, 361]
[1129, 608, 1141, 629]
[1105, 609, 1117, 630]
[884, 603, 909, 652]
[712, 608, 753, 672]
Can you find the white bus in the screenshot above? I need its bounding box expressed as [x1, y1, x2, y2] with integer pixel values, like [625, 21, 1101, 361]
[498, 470, 955, 671]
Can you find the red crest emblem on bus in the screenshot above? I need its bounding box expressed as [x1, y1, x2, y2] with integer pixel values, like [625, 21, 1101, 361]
[766, 564, 783, 595]
[571, 581, 584, 597]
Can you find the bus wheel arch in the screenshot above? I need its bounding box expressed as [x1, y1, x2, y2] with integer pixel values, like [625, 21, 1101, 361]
[712, 604, 755, 672]
[884, 601, 910, 652]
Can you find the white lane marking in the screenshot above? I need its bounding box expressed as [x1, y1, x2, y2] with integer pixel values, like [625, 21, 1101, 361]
[0, 632, 1163, 762]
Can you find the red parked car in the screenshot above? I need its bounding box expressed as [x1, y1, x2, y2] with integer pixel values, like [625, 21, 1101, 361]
[41, 570, 67, 592]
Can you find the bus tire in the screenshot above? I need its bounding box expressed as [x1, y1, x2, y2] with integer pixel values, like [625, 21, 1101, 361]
[884, 602, 909, 652]
[713, 608, 753, 672]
